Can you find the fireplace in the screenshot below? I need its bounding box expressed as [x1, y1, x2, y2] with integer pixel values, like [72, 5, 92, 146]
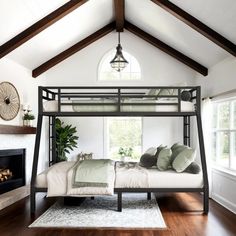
[0, 149, 26, 194]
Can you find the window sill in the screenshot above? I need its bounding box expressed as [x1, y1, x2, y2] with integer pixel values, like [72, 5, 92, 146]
[212, 165, 236, 180]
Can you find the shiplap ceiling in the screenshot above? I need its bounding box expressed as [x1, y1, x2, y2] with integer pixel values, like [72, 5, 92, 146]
[0, 0, 235, 71]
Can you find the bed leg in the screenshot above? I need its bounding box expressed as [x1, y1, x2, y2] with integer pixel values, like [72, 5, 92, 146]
[147, 192, 151, 200]
[118, 192, 122, 212]
[30, 188, 36, 215]
[203, 188, 209, 214]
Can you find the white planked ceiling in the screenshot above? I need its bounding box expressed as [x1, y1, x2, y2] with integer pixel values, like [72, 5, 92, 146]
[0, 0, 235, 71]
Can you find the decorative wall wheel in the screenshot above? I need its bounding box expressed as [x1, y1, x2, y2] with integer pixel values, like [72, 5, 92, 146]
[0, 82, 20, 121]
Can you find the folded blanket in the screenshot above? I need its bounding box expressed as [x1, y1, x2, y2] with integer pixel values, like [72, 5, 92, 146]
[73, 159, 115, 188]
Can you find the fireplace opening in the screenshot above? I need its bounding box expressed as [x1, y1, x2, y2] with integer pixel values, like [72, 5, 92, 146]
[0, 149, 26, 194]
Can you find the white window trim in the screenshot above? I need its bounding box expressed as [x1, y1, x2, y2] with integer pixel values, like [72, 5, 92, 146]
[103, 117, 143, 159]
[97, 49, 142, 82]
[212, 98, 236, 172]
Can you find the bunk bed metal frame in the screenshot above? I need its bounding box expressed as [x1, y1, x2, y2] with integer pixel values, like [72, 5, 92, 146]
[30, 86, 209, 215]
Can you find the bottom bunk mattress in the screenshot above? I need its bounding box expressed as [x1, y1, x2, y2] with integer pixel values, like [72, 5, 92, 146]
[35, 161, 203, 194]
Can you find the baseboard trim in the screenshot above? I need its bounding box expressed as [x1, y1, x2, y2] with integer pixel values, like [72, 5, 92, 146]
[212, 192, 236, 214]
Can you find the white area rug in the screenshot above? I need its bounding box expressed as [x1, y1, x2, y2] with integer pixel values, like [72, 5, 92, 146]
[29, 194, 166, 229]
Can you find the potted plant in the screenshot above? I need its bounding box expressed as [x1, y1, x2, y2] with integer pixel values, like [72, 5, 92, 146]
[118, 147, 133, 161]
[23, 112, 35, 127]
[55, 118, 79, 162]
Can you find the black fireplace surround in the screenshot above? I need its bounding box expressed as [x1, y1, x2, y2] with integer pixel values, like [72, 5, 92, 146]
[0, 149, 26, 194]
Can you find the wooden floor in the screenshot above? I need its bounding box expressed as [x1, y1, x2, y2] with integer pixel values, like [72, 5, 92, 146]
[0, 193, 235, 236]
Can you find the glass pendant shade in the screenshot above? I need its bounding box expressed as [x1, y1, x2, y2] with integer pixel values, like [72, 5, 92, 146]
[110, 33, 129, 72]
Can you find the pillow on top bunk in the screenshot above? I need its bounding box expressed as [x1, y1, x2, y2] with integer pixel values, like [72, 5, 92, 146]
[145, 89, 160, 100]
[172, 147, 196, 173]
[156, 89, 178, 101]
[156, 148, 172, 171]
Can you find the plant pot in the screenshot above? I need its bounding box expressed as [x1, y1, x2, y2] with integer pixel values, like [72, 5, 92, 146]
[23, 119, 33, 127]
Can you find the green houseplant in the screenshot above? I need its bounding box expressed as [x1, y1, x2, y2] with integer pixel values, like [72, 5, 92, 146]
[23, 113, 35, 126]
[118, 147, 133, 161]
[55, 118, 79, 162]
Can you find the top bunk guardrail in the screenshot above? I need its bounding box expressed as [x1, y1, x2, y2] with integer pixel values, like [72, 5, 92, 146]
[39, 86, 201, 117]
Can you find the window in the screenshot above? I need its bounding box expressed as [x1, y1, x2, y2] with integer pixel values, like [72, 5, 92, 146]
[98, 50, 141, 81]
[212, 98, 236, 170]
[106, 117, 142, 160]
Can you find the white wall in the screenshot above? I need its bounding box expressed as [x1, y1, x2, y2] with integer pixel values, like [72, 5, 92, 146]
[43, 31, 196, 159]
[195, 56, 236, 213]
[0, 58, 47, 183]
[44, 31, 196, 86]
[196, 56, 236, 97]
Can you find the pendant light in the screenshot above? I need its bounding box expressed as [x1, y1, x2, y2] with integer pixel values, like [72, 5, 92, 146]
[110, 32, 129, 72]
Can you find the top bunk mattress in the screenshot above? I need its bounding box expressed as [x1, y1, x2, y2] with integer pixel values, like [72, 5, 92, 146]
[43, 99, 195, 113]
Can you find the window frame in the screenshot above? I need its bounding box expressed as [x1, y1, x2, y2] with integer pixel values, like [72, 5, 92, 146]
[212, 97, 236, 171]
[98, 49, 142, 82]
[103, 117, 143, 160]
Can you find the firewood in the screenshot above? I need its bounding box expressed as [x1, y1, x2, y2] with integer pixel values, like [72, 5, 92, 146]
[0, 169, 13, 183]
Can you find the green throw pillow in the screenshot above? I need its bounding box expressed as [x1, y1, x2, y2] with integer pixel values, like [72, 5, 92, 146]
[157, 148, 172, 171]
[171, 144, 188, 162]
[184, 162, 201, 174]
[146, 89, 160, 99]
[171, 142, 180, 150]
[140, 153, 157, 168]
[172, 148, 196, 173]
[144, 147, 157, 156]
[155, 145, 166, 158]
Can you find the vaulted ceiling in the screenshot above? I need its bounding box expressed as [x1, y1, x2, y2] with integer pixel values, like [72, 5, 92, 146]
[0, 0, 235, 78]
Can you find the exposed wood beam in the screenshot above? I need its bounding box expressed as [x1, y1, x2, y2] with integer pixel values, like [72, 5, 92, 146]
[0, 0, 88, 59]
[151, 0, 236, 57]
[32, 22, 115, 78]
[125, 21, 208, 76]
[114, 0, 125, 32]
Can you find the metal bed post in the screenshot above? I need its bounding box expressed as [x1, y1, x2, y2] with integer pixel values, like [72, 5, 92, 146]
[51, 116, 57, 164]
[183, 116, 191, 146]
[196, 86, 209, 214]
[117, 192, 122, 212]
[30, 87, 43, 215]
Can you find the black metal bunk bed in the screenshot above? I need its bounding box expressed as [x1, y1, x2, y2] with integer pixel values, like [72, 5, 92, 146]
[30, 86, 209, 215]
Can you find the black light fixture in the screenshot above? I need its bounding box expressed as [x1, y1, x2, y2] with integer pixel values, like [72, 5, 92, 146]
[110, 32, 129, 72]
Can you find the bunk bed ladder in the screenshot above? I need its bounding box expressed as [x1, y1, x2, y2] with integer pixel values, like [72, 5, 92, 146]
[30, 114, 43, 215]
[183, 116, 191, 146]
[196, 87, 209, 214]
[49, 116, 56, 166]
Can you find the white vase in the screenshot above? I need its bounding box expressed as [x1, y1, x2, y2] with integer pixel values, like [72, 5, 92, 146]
[23, 120, 33, 127]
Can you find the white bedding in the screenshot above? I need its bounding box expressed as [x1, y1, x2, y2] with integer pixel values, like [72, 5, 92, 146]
[43, 99, 195, 112]
[35, 161, 203, 193]
[41, 161, 115, 197]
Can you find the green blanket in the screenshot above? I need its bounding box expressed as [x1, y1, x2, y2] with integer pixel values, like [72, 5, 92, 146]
[73, 159, 115, 188]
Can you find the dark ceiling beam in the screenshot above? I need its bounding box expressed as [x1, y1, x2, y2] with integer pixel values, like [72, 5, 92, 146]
[114, 0, 125, 32]
[151, 0, 236, 57]
[125, 21, 208, 76]
[32, 22, 115, 78]
[0, 0, 88, 59]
